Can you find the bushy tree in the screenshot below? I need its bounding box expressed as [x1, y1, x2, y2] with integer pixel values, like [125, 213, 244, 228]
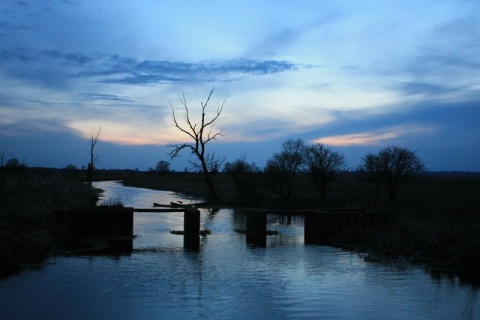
[64, 164, 78, 170]
[224, 155, 261, 191]
[5, 158, 22, 168]
[304, 144, 346, 200]
[224, 155, 261, 203]
[264, 139, 305, 198]
[358, 146, 425, 199]
[155, 160, 171, 173]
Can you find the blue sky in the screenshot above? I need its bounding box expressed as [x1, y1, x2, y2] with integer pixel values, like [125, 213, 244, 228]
[1, 0, 480, 171]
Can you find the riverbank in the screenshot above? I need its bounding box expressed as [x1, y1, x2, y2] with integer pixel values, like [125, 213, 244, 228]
[2, 168, 479, 284]
[120, 170, 480, 284]
[0, 168, 96, 278]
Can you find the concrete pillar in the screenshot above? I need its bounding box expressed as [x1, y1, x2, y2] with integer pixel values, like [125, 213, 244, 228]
[246, 211, 267, 234]
[110, 207, 134, 236]
[304, 212, 328, 244]
[246, 211, 267, 247]
[57, 207, 134, 252]
[184, 206, 200, 251]
[184, 206, 200, 235]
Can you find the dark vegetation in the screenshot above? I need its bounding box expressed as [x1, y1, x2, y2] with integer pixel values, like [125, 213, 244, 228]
[0, 167, 96, 278]
[120, 169, 480, 283]
[1, 161, 479, 284]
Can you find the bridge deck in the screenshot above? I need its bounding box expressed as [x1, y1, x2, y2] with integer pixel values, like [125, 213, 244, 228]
[133, 208, 185, 213]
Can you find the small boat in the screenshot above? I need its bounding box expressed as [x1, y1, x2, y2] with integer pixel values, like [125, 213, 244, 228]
[153, 200, 214, 208]
[152, 201, 186, 207]
[153, 202, 172, 208]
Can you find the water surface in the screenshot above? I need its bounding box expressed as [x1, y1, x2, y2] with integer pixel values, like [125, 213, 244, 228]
[0, 181, 478, 319]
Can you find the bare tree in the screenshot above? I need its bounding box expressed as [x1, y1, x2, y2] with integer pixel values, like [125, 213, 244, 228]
[87, 127, 101, 182]
[358, 146, 425, 199]
[169, 88, 225, 202]
[203, 152, 226, 174]
[304, 144, 346, 200]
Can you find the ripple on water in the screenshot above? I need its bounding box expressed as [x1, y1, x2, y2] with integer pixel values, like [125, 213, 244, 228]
[0, 181, 477, 320]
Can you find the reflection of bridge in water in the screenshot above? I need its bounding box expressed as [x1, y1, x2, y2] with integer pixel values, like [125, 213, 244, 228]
[59, 206, 387, 252]
[237, 209, 387, 248]
[135, 206, 387, 249]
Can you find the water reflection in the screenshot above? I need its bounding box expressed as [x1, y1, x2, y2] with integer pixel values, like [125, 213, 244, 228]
[0, 181, 478, 320]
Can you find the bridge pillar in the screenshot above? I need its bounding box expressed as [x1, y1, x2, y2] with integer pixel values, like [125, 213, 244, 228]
[246, 211, 266, 233]
[184, 206, 200, 234]
[246, 211, 267, 247]
[56, 206, 134, 253]
[304, 212, 331, 244]
[184, 206, 200, 251]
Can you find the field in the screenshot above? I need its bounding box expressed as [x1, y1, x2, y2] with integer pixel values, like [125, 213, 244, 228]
[1, 167, 479, 283]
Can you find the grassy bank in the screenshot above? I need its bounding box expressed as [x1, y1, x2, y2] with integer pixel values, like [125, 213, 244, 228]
[0, 168, 95, 278]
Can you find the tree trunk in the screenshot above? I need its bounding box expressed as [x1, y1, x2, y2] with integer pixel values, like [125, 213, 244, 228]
[200, 157, 220, 202]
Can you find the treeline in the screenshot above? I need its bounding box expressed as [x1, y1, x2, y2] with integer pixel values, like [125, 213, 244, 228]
[150, 139, 425, 204]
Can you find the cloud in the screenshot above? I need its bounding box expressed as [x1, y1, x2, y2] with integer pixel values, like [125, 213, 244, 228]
[0, 47, 33, 61]
[13, 1, 32, 7]
[40, 50, 93, 65]
[393, 81, 474, 103]
[313, 125, 435, 147]
[314, 132, 399, 146]
[0, 118, 83, 140]
[390, 15, 480, 97]
[78, 93, 134, 104]
[87, 57, 299, 84]
[0, 47, 298, 87]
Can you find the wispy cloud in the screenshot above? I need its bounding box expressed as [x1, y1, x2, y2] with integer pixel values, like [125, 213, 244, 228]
[313, 125, 435, 147]
[0, 48, 298, 87]
[390, 15, 480, 100]
[84, 56, 298, 84]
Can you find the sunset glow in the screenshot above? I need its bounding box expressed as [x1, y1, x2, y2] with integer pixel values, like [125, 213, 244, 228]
[1, 0, 479, 171]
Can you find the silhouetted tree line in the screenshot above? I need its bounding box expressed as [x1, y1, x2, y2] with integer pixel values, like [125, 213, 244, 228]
[0, 151, 27, 170]
[167, 89, 425, 203]
[161, 139, 424, 203]
[224, 140, 422, 202]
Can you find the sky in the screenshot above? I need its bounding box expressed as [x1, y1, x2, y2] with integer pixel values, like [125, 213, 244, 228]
[1, 0, 480, 172]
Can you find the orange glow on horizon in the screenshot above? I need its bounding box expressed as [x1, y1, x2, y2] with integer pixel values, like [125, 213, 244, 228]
[313, 126, 435, 147]
[314, 132, 399, 146]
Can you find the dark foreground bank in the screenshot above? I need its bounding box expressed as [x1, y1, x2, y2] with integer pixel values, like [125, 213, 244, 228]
[0, 168, 97, 278]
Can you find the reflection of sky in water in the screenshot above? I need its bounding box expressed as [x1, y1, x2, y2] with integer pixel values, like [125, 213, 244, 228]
[0, 181, 477, 319]
[95, 180, 200, 208]
[95, 181, 203, 250]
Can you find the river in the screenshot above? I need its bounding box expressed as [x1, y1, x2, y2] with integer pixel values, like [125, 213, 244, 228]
[0, 181, 478, 319]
